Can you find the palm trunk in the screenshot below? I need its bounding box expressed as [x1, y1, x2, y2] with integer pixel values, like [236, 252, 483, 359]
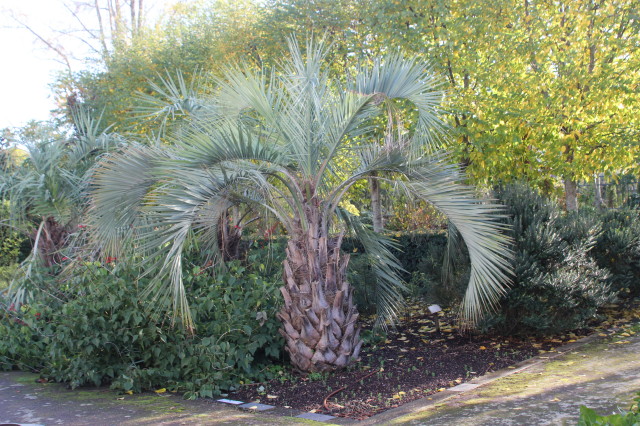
[32, 217, 69, 268]
[277, 201, 362, 372]
[217, 213, 242, 261]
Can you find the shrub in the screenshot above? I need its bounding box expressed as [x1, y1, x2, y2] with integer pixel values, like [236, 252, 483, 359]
[484, 184, 614, 335]
[578, 392, 640, 426]
[0, 201, 30, 267]
[0, 260, 283, 398]
[0, 301, 54, 373]
[591, 209, 640, 297]
[343, 231, 464, 313]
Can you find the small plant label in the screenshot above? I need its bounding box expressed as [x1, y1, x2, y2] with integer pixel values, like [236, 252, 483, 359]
[217, 398, 245, 405]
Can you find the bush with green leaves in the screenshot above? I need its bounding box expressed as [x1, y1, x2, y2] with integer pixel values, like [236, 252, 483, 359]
[0, 201, 30, 290]
[578, 392, 640, 426]
[484, 184, 615, 335]
[0, 201, 29, 266]
[0, 261, 283, 398]
[342, 231, 468, 313]
[590, 209, 640, 297]
[0, 300, 54, 373]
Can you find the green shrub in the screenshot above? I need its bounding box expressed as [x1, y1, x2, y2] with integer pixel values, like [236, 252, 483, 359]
[343, 231, 462, 312]
[0, 260, 283, 398]
[578, 392, 640, 426]
[484, 184, 614, 335]
[0, 200, 30, 267]
[0, 301, 54, 373]
[591, 209, 640, 297]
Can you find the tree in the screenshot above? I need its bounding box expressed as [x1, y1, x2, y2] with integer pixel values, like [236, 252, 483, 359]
[0, 112, 121, 271]
[89, 39, 512, 372]
[514, 0, 640, 210]
[361, 0, 640, 209]
[55, 0, 266, 137]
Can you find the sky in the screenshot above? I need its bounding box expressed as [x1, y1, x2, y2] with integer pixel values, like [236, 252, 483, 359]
[0, 0, 176, 130]
[0, 0, 84, 129]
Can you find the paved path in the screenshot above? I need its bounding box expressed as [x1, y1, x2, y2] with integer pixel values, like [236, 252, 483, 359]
[0, 372, 310, 425]
[1, 327, 639, 425]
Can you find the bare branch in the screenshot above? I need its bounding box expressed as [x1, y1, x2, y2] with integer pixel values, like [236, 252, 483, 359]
[64, 2, 99, 41]
[93, 0, 110, 58]
[9, 12, 73, 74]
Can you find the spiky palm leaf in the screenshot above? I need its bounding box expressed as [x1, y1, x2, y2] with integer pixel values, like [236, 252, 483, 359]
[0, 110, 121, 285]
[89, 38, 512, 371]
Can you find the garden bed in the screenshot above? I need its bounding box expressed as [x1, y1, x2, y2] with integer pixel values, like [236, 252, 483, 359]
[230, 299, 640, 420]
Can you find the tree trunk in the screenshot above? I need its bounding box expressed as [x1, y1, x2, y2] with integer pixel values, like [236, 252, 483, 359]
[594, 174, 603, 210]
[370, 173, 383, 233]
[217, 211, 243, 261]
[278, 201, 362, 372]
[32, 217, 69, 268]
[564, 178, 579, 211]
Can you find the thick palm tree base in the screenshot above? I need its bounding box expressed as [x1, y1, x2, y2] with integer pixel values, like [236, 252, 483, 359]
[278, 237, 363, 372]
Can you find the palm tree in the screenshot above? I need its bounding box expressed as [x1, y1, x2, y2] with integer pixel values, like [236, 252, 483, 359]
[0, 110, 120, 270]
[89, 39, 512, 372]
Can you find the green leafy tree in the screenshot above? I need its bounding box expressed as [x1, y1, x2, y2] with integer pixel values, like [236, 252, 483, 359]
[363, 0, 640, 209]
[89, 39, 512, 372]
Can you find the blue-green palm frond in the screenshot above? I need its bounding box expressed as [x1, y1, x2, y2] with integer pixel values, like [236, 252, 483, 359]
[353, 54, 446, 153]
[339, 208, 407, 329]
[402, 156, 513, 326]
[88, 144, 170, 257]
[135, 69, 213, 136]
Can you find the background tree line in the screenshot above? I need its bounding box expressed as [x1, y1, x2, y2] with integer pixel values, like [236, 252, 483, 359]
[22, 0, 635, 213]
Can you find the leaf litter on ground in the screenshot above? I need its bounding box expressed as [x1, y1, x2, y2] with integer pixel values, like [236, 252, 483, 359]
[230, 297, 640, 420]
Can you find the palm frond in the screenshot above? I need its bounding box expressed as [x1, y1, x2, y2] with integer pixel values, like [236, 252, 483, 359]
[402, 155, 513, 326]
[338, 208, 407, 329]
[135, 69, 211, 137]
[353, 54, 446, 154]
[88, 144, 169, 257]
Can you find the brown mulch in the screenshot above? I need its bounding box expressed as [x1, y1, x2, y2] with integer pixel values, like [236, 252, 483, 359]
[229, 301, 607, 420]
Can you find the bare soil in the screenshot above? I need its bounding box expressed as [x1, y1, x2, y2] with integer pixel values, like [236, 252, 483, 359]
[230, 301, 597, 420]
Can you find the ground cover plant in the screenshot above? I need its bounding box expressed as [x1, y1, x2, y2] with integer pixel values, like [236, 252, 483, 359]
[579, 392, 640, 426]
